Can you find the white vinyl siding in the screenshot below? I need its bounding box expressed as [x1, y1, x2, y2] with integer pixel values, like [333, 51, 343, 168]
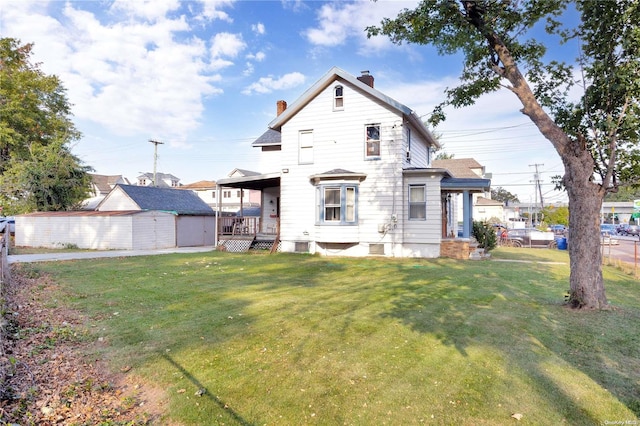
[276, 78, 439, 256]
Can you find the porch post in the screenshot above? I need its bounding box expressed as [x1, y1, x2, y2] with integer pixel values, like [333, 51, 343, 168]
[214, 185, 221, 247]
[462, 190, 472, 238]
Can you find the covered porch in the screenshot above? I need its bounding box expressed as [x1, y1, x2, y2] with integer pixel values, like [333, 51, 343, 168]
[214, 172, 281, 251]
[440, 176, 491, 260]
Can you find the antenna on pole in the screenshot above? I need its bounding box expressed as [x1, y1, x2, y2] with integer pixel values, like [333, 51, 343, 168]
[149, 139, 164, 186]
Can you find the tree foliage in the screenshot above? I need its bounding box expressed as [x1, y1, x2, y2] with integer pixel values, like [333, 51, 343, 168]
[368, 0, 640, 309]
[491, 186, 519, 204]
[541, 205, 569, 227]
[0, 38, 92, 214]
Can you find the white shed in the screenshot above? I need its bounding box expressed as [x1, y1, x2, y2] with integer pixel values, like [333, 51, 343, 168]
[15, 211, 176, 250]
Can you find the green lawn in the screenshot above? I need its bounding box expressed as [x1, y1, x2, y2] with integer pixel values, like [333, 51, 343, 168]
[23, 249, 639, 425]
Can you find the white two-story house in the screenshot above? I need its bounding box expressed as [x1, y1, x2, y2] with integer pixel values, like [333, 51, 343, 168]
[217, 67, 489, 258]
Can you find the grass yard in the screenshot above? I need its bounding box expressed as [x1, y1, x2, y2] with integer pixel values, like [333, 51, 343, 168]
[17, 248, 640, 425]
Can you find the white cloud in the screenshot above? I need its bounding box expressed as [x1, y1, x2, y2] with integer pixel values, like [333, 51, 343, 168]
[304, 1, 419, 51]
[246, 51, 266, 62]
[242, 72, 306, 95]
[1, 0, 224, 142]
[210, 32, 246, 58]
[252, 22, 266, 35]
[110, 0, 182, 22]
[196, 0, 235, 22]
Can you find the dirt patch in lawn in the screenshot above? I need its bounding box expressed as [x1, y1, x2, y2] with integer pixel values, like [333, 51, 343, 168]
[0, 264, 171, 425]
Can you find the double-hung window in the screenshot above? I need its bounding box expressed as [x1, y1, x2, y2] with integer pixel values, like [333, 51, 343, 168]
[334, 85, 344, 109]
[409, 184, 426, 220]
[318, 185, 358, 224]
[299, 130, 313, 164]
[365, 124, 380, 158]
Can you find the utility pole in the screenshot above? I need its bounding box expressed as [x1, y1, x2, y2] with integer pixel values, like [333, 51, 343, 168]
[530, 163, 544, 224]
[149, 139, 164, 186]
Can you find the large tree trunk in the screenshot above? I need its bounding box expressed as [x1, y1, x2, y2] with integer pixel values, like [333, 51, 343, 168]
[481, 26, 609, 309]
[563, 140, 608, 309]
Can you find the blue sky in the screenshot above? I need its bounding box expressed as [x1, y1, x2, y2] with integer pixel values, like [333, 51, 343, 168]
[1, 0, 575, 204]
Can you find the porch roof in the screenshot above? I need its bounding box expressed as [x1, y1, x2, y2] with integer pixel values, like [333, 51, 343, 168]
[441, 177, 491, 192]
[216, 172, 281, 190]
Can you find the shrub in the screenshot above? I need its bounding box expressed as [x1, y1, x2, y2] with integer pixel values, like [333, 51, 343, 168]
[472, 221, 497, 252]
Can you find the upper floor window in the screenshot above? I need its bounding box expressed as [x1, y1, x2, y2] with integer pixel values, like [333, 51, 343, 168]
[409, 184, 426, 220]
[299, 130, 314, 164]
[334, 85, 344, 109]
[318, 184, 358, 224]
[406, 126, 412, 163]
[365, 124, 380, 158]
[223, 190, 231, 199]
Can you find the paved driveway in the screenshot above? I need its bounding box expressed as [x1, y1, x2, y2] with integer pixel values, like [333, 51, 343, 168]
[8, 246, 217, 264]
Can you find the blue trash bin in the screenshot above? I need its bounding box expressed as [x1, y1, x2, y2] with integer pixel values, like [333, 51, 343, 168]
[557, 237, 567, 250]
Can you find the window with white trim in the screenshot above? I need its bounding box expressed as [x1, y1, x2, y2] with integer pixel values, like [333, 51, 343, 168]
[334, 85, 344, 109]
[365, 124, 380, 158]
[317, 184, 358, 224]
[299, 130, 314, 164]
[409, 184, 426, 220]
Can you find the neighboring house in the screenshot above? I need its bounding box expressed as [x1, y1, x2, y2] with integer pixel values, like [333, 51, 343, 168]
[17, 184, 216, 249]
[178, 180, 218, 209]
[474, 196, 505, 223]
[216, 67, 490, 258]
[137, 172, 181, 187]
[432, 159, 500, 224]
[180, 175, 262, 213]
[82, 173, 130, 210]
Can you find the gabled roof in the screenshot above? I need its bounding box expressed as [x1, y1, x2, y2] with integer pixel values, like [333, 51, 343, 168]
[90, 174, 128, 194]
[180, 180, 217, 189]
[432, 158, 485, 179]
[99, 184, 215, 215]
[228, 168, 262, 178]
[475, 196, 503, 206]
[257, 66, 439, 149]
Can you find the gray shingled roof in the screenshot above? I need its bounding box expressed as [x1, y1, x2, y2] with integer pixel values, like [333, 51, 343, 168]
[252, 128, 282, 147]
[115, 184, 215, 215]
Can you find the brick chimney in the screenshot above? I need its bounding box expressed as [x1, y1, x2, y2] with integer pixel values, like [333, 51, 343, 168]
[277, 100, 287, 116]
[357, 70, 374, 88]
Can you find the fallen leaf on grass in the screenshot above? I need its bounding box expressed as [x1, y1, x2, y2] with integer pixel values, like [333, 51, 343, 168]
[511, 413, 523, 420]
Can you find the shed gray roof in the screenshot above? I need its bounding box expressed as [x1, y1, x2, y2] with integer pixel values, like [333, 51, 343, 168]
[110, 184, 215, 215]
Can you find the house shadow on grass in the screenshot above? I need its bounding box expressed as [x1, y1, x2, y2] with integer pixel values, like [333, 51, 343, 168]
[162, 353, 255, 426]
[383, 260, 639, 421]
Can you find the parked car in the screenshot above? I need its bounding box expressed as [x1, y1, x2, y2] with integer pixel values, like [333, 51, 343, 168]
[616, 223, 629, 235]
[622, 224, 640, 236]
[0, 217, 15, 235]
[505, 228, 557, 248]
[549, 224, 566, 234]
